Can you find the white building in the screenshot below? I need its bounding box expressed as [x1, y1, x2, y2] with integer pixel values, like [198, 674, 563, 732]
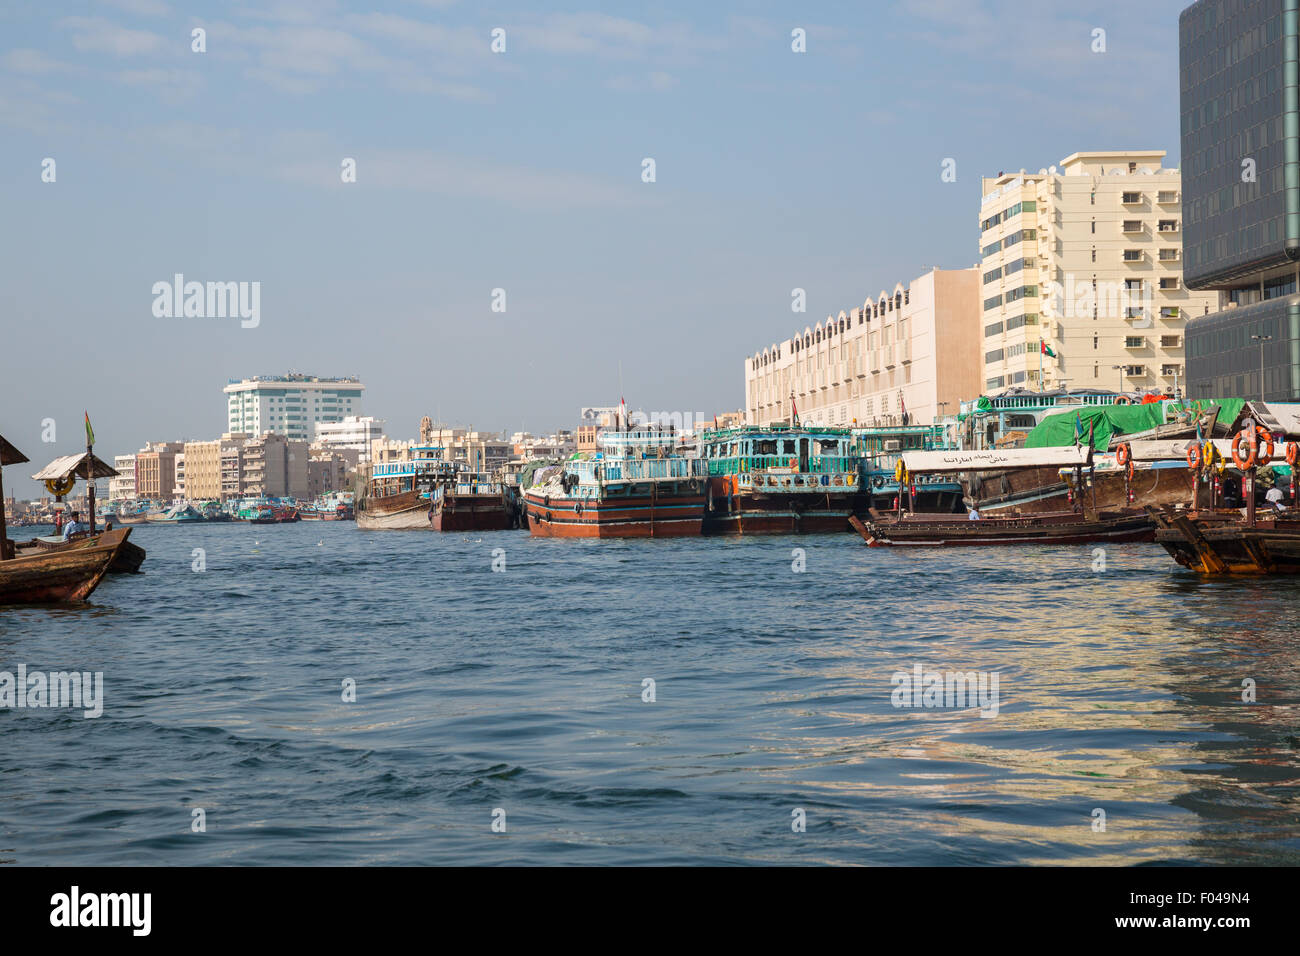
[314, 415, 385, 463]
[108, 454, 136, 502]
[224, 374, 365, 444]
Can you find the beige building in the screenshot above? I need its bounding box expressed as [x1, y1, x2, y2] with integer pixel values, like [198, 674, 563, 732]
[135, 441, 184, 500]
[979, 151, 1218, 397]
[242, 433, 308, 499]
[745, 267, 981, 428]
[307, 451, 354, 498]
[184, 435, 249, 500]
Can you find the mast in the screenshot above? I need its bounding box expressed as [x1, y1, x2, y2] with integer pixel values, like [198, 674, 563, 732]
[0, 458, 7, 561]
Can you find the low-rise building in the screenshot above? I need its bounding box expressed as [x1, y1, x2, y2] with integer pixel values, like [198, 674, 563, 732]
[135, 441, 184, 500]
[745, 267, 981, 427]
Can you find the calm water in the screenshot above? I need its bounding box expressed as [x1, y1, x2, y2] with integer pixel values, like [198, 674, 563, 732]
[2, 521, 1299, 866]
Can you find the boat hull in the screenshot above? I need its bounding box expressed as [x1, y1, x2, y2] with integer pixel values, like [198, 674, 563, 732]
[525, 490, 705, 538]
[433, 493, 513, 532]
[969, 464, 1194, 515]
[357, 490, 431, 530]
[0, 528, 130, 603]
[16, 533, 146, 574]
[1149, 507, 1300, 575]
[850, 510, 1154, 547]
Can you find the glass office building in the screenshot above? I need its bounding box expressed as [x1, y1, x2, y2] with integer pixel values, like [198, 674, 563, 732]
[1180, 0, 1300, 400]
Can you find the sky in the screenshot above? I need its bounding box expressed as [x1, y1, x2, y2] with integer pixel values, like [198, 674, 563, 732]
[2, 0, 1192, 496]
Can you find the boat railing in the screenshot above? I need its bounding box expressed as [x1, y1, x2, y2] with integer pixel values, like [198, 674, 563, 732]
[706, 455, 859, 475]
[571, 457, 707, 482]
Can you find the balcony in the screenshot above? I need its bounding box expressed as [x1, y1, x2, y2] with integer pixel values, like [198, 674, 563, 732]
[883, 346, 897, 368]
[1124, 336, 1146, 349]
[869, 350, 882, 372]
[1122, 221, 1144, 233]
[1158, 249, 1180, 262]
[1157, 190, 1179, 204]
[1122, 250, 1143, 263]
[1157, 220, 1179, 233]
[1121, 192, 1142, 204]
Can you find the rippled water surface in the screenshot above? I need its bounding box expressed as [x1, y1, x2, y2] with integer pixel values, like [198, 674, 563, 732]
[2, 521, 1299, 865]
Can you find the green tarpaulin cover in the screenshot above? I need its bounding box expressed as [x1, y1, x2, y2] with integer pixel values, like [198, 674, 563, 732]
[1024, 398, 1247, 450]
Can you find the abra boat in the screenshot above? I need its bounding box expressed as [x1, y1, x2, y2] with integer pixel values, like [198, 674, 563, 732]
[525, 425, 707, 538]
[0, 434, 134, 602]
[0, 527, 133, 603]
[14, 532, 146, 574]
[700, 423, 863, 534]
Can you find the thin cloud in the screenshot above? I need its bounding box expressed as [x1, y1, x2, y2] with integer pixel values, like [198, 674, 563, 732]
[1, 48, 77, 74]
[58, 17, 168, 57]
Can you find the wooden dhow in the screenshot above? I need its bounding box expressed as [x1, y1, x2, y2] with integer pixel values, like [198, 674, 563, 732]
[849, 444, 1155, 546]
[1, 434, 132, 602]
[525, 419, 707, 538]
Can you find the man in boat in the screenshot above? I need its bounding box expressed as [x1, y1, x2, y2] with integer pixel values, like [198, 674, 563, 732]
[62, 510, 86, 540]
[1266, 484, 1288, 512]
[968, 506, 981, 520]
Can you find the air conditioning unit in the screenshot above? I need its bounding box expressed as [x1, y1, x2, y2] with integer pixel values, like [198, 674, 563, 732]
[884, 440, 901, 452]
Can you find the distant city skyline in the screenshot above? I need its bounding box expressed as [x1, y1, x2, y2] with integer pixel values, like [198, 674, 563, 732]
[4, 0, 1192, 496]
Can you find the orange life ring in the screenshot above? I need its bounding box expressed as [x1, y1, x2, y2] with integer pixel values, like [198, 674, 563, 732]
[1116, 443, 1132, 466]
[1287, 442, 1299, 467]
[1114, 396, 1131, 405]
[1186, 443, 1201, 470]
[1124, 459, 1135, 482]
[1231, 425, 1274, 470]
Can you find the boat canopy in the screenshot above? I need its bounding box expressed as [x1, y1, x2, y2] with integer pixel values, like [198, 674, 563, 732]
[1236, 401, 1300, 437]
[0, 435, 30, 467]
[1124, 439, 1200, 462]
[31, 452, 118, 482]
[899, 445, 1092, 474]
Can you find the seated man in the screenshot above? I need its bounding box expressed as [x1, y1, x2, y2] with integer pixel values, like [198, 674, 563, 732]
[62, 510, 86, 540]
[968, 506, 981, 520]
[1265, 485, 1288, 511]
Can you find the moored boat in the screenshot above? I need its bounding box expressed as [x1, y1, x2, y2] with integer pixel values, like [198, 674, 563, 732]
[700, 423, 864, 534]
[356, 447, 455, 530]
[431, 472, 513, 532]
[525, 420, 707, 538]
[848, 443, 1155, 546]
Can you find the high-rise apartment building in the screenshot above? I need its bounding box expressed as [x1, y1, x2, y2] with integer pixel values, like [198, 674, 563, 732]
[1181, 0, 1300, 401]
[979, 151, 1217, 397]
[224, 374, 365, 443]
[744, 267, 980, 427]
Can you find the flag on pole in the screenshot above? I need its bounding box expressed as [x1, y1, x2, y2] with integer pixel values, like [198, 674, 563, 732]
[1040, 341, 1057, 358]
[900, 393, 909, 426]
[791, 397, 800, 426]
[713, 415, 718, 430]
[1074, 413, 1083, 444]
[84, 411, 94, 447]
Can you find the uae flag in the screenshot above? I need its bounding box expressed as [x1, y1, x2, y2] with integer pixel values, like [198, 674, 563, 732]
[1040, 341, 1057, 358]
